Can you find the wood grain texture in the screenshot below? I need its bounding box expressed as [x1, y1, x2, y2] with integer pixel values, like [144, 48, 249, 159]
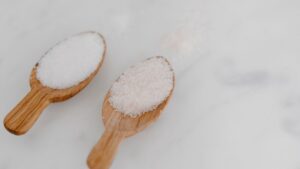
[4, 87, 51, 135]
[87, 74, 175, 169]
[87, 129, 125, 169]
[4, 34, 106, 135]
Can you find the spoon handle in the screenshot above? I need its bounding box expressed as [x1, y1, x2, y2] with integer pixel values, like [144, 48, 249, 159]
[87, 130, 125, 169]
[3, 87, 50, 135]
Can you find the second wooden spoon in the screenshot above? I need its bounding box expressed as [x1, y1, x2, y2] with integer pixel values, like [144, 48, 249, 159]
[87, 56, 175, 169]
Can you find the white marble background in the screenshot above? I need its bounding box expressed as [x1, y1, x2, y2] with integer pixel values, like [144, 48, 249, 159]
[0, 0, 300, 168]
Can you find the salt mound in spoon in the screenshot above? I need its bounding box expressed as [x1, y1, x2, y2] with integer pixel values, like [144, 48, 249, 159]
[109, 56, 174, 117]
[37, 31, 105, 89]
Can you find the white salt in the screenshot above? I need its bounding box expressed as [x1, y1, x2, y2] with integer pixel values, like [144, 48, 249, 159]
[37, 32, 105, 89]
[109, 56, 174, 117]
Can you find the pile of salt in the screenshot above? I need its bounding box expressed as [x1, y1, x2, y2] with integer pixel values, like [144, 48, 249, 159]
[109, 56, 174, 117]
[37, 32, 105, 89]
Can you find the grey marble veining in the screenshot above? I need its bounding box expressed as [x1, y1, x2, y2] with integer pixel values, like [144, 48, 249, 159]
[0, 0, 300, 169]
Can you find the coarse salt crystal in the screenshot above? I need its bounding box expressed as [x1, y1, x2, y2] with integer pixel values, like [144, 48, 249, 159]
[109, 56, 174, 117]
[37, 31, 105, 89]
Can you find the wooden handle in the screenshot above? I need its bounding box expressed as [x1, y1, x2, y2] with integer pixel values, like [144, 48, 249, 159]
[4, 87, 51, 135]
[87, 130, 125, 169]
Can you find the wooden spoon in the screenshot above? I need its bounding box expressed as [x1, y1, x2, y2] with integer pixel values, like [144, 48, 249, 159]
[3, 33, 106, 135]
[87, 78, 175, 169]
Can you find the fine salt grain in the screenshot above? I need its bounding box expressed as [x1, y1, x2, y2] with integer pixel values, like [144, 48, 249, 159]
[109, 56, 174, 117]
[37, 32, 105, 89]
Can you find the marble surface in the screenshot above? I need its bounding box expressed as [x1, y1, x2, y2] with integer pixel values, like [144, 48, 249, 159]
[1, 0, 300, 168]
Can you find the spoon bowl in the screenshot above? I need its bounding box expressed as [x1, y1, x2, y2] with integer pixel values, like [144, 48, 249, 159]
[102, 89, 173, 137]
[4, 32, 106, 135]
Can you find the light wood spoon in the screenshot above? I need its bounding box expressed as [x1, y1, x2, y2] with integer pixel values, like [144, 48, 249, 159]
[87, 79, 175, 169]
[3, 33, 106, 135]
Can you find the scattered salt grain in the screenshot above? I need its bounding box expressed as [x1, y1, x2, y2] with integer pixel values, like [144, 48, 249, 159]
[109, 56, 174, 117]
[37, 32, 105, 89]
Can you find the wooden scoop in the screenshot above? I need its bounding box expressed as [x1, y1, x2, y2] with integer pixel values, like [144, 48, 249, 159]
[3, 34, 106, 136]
[87, 80, 175, 169]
